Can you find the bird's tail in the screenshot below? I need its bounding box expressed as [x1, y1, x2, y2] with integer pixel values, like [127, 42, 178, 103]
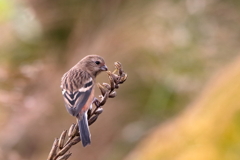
[77, 112, 91, 147]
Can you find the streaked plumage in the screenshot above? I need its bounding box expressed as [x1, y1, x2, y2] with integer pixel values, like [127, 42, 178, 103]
[60, 55, 107, 147]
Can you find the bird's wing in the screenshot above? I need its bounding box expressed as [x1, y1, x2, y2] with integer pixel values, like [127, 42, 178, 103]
[61, 77, 93, 117]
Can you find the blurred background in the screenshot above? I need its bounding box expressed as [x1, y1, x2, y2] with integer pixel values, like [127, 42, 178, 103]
[1, 0, 240, 159]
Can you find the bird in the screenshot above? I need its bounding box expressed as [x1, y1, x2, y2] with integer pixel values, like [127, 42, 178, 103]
[60, 55, 108, 147]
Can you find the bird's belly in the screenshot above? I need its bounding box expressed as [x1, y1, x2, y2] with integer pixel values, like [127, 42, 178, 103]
[81, 89, 94, 114]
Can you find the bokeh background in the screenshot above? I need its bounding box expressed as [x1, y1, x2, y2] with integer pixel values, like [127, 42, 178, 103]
[1, 0, 240, 160]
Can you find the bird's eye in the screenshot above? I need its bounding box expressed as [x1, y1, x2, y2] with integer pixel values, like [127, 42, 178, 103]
[95, 61, 100, 65]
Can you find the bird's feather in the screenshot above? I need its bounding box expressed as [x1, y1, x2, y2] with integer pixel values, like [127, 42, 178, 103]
[78, 111, 91, 146]
[61, 70, 94, 116]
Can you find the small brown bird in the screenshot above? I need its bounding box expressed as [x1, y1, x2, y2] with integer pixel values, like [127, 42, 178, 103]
[60, 55, 108, 147]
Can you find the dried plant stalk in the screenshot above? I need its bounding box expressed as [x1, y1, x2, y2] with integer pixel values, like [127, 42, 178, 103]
[47, 61, 127, 160]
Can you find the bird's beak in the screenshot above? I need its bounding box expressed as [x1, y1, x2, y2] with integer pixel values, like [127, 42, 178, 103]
[101, 65, 108, 71]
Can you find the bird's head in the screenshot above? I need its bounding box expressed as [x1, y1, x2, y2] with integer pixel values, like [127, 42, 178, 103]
[79, 55, 108, 77]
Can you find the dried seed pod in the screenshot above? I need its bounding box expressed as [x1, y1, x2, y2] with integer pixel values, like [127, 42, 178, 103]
[68, 124, 75, 137]
[57, 142, 72, 157]
[107, 71, 119, 83]
[114, 61, 123, 75]
[99, 91, 109, 106]
[111, 73, 119, 84]
[71, 123, 79, 136]
[56, 152, 72, 160]
[114, 61, 121, 69]
[47, 138, 59, 160]
[88, 115, 99, 125]
[119, 73, 128, 84]
[94, 98, 100, 107]
[97, 83, 107, 96]
[71, 136, 81, 145]
[109, 91, 117, 98]
[95, 107, 103, 114]
[110, 79, 115, 91]
[119, 69, 124, 76]
[58, 130, 67, 149]
[102, 83, 111, 90]
[115, 84, 119, 89]
[107, 71, 115, 91]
